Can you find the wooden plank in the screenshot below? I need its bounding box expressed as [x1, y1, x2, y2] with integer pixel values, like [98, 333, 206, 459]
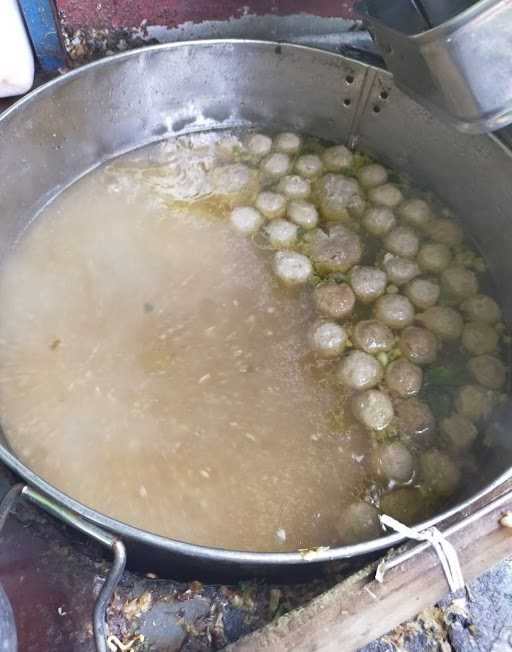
[230, 490, 512, 652]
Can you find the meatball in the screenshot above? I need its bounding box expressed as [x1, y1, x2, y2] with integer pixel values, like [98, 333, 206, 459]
[260, 152, 291, 178]
[347, 194, 367, 219]
[380, 487, 426, 525]
[211, 163, 259, 204]
[454, 384, 495, 422]
[336, 351, 384, 390]
[309, 321, 348, 358]
[441, 266, 478, 302]
[230, 206, 264, 234]
[385, 359, 423, 397]
[373, 441, 415, 483]
[368, 183, 403, 208]
[295, 154, 323, 178]
[384, 226, 420, 259]
[468, 355, 507, 389]
[353, 320, 394, 354]
[310, 227, 362, 274]
[395, 398, 436, 443]
[245, 133, 272, 159]
[358, 163, 388, 188]
[462, 322, 498, 356]
[363, 206, 396, 237]
[352, 389, 394, 431]
[321, 145, 353, 172]
[264, 219, 298, 248]
[274, 132, 302, 154]
[272, 251, 312, 286]
[287, 200, 319, 229]
[441, 413, 478, 451]
[426, 218, 463, 246]
[313, 281, 355, 320]
[398, 199, 432, 229]
[316, 173, 362, 222]
[460, 294, 502, 324]
[417, 242, 452, 274]
[416, 306, 463, 341]
[255, 191, 287, 219]
[375, 294, 415, 330]
[420, 449, 460, 495]
[384, 256, 420, 287]
[277, 175, 311, 200]
[349, 266, 387, 303]
[336, 501, 381, 544]
[399, 326, 438, 365]
[405, 278, 440, 309]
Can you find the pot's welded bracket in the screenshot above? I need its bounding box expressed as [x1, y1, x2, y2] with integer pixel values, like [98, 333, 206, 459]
[0, 484, 126, 652]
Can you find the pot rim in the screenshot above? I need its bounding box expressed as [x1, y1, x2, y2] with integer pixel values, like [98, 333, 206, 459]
[1, 38, 511, 567]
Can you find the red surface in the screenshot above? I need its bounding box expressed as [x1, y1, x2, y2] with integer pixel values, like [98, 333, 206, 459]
[56, 0, 357, 29]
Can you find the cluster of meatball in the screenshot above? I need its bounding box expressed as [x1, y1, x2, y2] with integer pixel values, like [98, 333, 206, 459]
[225, 131, 508, 545]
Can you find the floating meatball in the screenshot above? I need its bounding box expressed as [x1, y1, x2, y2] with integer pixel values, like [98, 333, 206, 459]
[349, 266, 387, 303]
[277, 175, 311, 199]
[441, 413, 478, 451]
[462, 322, 498, 356]
[336, 501, 381, 544]
[264, 219, 298, 248]
[380, 487, 426, 525]
[260, 152, 291, 178]
[399, 326, 438, 365]
[309, 321, 348, 358]
[295, 154, 323, 178]
[426, 218, 463, 246]
[322, 145, 353, 172]
[347, 194, 367, 219]
[398, 199, 432, 229]
[468, 355, 507, 389]
[395, 398, 436, 443]
[245, 133, 272, 159]
[383, 256, 420, 287]
[313, 281, 355, 320]
[255, 191, 287, 219]
[287, 200, 319, 229]
[405, 278, 440, 309]
[274, 132, 302, 154]
[460, 294, 502, 324]
[416, 306, 463, 341]
[211, 163, 259, 204]
[310, 227, 362, 274]
[454, 384, 495, 423]
[417, 242, 452, 274]
[353, 320, 394, 354]
[385, 359, 423, 397]
[337, 351, 384, 390]
[273, 251, 312, 286]
[384, 226, 420, 259]
[373, 441, 415, 483]
[362, 206, 396, 237]
[316, 173, 362, 222]
[230, 206, 264, 235]
[420, 449, 461, 495]
[358, 163, 388, 188]
[441, 266, 478, 302]
[368, 183, 403, 209]
[375, 294, 415, 330]
[352, 389, 394, 431]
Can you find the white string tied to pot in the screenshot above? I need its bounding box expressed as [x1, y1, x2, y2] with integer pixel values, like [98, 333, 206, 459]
[375, 514, 465, 594]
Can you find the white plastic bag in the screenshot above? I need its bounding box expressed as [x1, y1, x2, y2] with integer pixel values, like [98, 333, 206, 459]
[0, 0, 34, 97]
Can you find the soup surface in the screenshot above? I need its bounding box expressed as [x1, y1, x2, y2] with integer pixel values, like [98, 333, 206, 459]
[0, 131, 507, 551]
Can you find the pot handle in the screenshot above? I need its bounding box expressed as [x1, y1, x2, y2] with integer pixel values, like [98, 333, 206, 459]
[0, 483, 126, 652]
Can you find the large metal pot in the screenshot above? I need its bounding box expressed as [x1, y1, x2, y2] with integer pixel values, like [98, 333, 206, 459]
[0, 40, 512, 581]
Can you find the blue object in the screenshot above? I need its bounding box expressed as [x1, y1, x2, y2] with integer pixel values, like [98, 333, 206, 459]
[18, 0, 66, 71]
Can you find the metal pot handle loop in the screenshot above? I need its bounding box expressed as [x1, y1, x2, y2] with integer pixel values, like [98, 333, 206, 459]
[0, 484, 126, 652]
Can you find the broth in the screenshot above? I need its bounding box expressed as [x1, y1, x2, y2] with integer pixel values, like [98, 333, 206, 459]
[0, 131, 507, 551]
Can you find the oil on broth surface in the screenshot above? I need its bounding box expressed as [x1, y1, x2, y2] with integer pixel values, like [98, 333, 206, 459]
[0, 131, 506, 551]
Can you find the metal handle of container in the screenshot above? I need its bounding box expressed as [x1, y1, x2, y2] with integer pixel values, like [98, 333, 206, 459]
[0, 483, 126, 652]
